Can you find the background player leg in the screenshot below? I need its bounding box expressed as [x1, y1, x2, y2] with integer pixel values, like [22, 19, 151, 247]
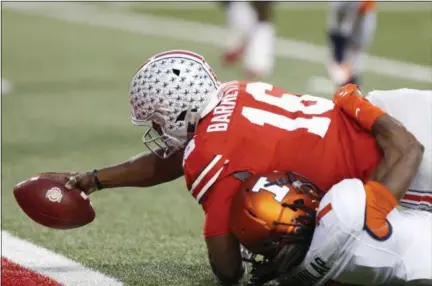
[222, 1, 257, 66]
[243, 1, 275, 80]
[345, 2, 377, 86]
[327, 1, 376, 87]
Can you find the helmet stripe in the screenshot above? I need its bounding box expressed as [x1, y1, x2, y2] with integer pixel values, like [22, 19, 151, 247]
[153, 50, 204, 61]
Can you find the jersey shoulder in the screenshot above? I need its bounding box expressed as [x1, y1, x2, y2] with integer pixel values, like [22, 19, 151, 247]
[182, 81, 255, 203]
[194, 80, 246, 138]
[182, 135, 231, 203]
[308, 179, 367, 267]
[319, 178, 366, 231]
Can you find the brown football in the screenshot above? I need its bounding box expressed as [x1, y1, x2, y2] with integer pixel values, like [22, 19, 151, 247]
[13, 176, 95, 230]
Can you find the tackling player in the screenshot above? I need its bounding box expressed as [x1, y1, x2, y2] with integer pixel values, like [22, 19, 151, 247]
[229, 148, 430, 285]
[39, 50, 429, 285]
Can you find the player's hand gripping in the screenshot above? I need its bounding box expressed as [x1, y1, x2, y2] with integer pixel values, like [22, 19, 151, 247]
[38, 171, 98, 194]
[332, 83, 362, 105]
[332, 84, 386, 131]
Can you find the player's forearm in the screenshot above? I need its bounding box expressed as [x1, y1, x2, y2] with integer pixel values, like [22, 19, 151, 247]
[370, 114, 424, 200]
[206, 234, 244, 286]
[379, 142, 423, 201]
[368, 132, 399, 183]
[210, 259, 244, 286]
[96, 151, 184, 189]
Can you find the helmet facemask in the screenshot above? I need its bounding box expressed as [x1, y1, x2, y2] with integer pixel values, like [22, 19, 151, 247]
[262, 173, 320, 272]
[132, 107, 200, 159]
[257, 172, 320, 253]
[246, 198, 317, 285]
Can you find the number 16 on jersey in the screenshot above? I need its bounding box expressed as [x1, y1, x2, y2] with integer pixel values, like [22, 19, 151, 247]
[243, 82, 334, 137]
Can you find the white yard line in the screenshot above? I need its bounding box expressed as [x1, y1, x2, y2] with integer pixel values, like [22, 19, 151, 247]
[3, 2, 431, 84]
[2, 231, 123, 286]
[1, 78, 13, 95]
[308, 76, 337, 95]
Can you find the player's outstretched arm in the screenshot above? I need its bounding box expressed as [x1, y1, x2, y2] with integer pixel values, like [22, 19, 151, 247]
[369, 114, 424, 200]
[40, 150, 184, 194]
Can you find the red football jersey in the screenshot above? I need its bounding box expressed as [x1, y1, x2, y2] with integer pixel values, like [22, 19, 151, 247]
[182, 81, 382, 237]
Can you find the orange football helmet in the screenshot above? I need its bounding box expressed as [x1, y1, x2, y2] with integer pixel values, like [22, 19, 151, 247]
[230, 171, 321, 256]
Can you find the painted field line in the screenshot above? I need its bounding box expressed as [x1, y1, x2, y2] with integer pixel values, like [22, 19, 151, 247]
[2, 257, 62, 286]
[2, 231, 123, 286]
[307, 76, 336, 95]
[1, 78, 13, 95]
[4, 2, 431, 83]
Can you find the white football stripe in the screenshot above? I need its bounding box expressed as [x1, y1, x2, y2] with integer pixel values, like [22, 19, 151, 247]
[401, 198, 432, 205]
[1, 231, 123, 286]
[196, 166, 225, 203]
[406, 191, 432, 197]
[190, 154, 222, 193]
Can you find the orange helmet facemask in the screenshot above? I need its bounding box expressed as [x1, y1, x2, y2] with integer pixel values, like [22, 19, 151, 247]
[230, 171, 321, 283]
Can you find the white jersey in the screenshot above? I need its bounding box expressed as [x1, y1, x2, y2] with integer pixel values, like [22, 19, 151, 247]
[288, 179, 432, 286]
[367, 88, 432, 211]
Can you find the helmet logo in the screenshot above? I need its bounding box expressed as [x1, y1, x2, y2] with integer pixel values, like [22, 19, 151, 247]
[251, 177, 290, 202]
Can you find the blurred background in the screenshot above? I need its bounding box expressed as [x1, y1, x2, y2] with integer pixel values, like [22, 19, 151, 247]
[1, 2, 431, 285]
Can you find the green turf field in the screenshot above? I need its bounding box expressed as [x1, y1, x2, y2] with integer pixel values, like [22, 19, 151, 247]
[1, 3, 431, 285]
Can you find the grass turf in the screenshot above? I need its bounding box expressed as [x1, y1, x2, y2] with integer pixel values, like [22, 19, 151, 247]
[1, 4, 431, 285]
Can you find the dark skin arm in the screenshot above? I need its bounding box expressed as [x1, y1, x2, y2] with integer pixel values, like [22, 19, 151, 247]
[95, 150, 184, 188]
[369, 114, 424, 200]
[333, 84, 424, 200]
[40, 150, 184, 194]
[203, 176, 245, 285]
[206, 233, 244, 286]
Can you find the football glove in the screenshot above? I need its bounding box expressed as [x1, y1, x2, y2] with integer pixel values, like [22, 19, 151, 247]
[333, 84, 386, 131]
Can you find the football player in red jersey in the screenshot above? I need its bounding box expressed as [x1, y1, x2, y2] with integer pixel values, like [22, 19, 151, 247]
[39, 50, 428, 285]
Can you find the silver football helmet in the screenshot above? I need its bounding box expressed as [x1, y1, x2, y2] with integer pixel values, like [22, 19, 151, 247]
[129, 50, 221, 158]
